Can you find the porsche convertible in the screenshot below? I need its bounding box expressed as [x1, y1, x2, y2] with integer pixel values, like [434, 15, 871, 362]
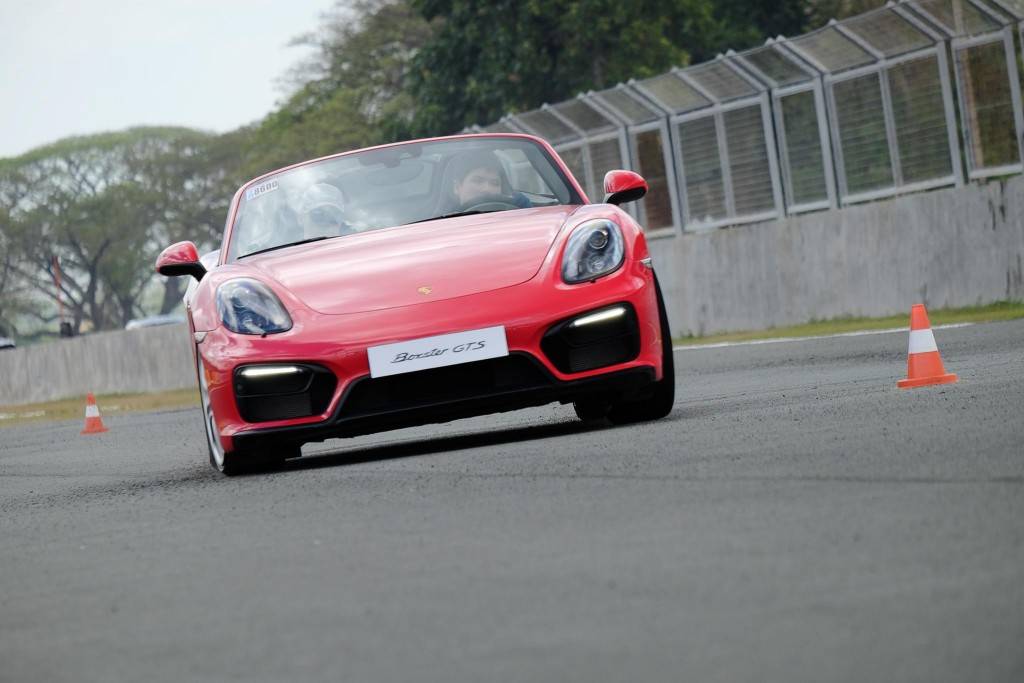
[157, 134, 675, 474]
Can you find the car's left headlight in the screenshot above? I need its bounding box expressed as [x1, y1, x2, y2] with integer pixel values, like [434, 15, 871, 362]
[561, 219, 625, 284]
[216, 278, 293, 335]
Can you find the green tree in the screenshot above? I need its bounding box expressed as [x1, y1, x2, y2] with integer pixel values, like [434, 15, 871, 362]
[404, 0, 823, 136]
[87, 183, 165, 326]
[0, 203, 30, 337]
[125, 129, 240, 314]
[407, 0, 707, 135]
[0, 127, 227, 332]
[689, 0, 809, 62]
[807, 0, 887, 25]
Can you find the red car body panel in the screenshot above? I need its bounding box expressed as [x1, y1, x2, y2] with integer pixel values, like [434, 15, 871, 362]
[248, 205, 577, 315]
[182, 134, 666, 454]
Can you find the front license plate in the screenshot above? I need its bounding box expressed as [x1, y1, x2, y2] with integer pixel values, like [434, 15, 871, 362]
[367, 326, 509, 378]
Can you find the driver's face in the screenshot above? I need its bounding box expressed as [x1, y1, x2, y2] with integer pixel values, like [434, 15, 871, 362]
[454, 167, 501, 205]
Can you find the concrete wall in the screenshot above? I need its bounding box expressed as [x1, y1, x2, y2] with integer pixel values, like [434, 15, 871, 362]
[0, 323, 196, 406]
[3, 176, 1022, 405]
[650, 175, 1024, 337]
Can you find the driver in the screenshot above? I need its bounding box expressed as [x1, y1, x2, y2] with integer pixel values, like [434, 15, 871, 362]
[449, 151, 531, 210]
[298, 183, 349, 239]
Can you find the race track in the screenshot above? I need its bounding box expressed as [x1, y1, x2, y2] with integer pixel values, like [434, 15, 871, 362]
[2, 319, 1023, 682]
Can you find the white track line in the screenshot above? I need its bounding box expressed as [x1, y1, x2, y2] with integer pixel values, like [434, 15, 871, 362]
[674, 323, 974, 351]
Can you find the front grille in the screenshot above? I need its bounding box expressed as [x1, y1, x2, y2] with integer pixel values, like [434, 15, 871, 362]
[342, 354, 551, 417]
[243, 393, 315, 422]
[562, 337, 637, 373]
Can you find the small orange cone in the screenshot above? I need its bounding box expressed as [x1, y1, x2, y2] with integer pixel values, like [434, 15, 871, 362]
[897, 304, 958, 389]
[81, 393, 109, 434]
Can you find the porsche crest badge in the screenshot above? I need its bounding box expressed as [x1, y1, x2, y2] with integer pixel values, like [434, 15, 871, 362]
[417, 286, 433, 295]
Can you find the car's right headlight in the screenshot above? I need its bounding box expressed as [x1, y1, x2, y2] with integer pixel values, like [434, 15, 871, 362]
[216, 278, 292, 335]
[561, 219, 625, 284]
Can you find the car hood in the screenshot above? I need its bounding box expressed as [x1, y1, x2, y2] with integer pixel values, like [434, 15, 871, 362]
[243, 205, 579, 315]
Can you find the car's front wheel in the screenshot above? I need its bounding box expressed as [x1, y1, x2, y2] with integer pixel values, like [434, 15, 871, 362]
[573, 277, 675, 425]
[607, 277, 675, 424]
[196, 353, 297, 476]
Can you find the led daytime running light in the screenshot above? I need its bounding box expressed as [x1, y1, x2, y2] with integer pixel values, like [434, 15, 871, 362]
[239, 366, 301, 379]
[570, 307, 627, 328]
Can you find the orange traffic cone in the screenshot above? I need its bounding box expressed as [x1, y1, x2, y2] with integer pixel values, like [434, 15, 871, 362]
[81, 393, 109, 434]
[897, 304, 958, 389]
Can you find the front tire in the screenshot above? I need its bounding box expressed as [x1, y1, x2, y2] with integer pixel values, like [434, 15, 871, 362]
[196, 353, 297, 476]
[606, 277, 675, 424]
[197, 353, 244, 475]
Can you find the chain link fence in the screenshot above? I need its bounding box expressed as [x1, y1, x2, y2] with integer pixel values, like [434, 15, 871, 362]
[472, 0, 1024, 234]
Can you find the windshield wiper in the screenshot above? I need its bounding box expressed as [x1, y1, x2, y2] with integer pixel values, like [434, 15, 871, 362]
[518, 190, 557, 200]
[238, 235, 335, 259]
[408, 209, 501, 225]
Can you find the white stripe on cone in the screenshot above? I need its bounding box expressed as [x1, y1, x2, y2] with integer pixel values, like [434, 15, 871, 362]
[85, 404, 100, 418]
[908, 329, 938, 355]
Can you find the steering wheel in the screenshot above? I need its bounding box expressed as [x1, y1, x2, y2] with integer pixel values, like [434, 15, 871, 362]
[458, 193, 521, 213]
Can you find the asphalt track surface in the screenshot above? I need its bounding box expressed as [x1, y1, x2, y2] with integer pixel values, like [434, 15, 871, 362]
[2, 320, 1023, 683]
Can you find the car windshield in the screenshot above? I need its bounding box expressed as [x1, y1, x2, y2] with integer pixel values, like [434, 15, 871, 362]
[228, 136, 583, 260]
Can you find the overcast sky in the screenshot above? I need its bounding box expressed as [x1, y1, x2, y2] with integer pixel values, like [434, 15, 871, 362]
[0, 0, 337, 158]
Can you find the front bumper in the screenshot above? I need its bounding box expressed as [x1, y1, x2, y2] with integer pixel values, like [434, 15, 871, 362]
[197, 259, 663, 452]
[233, 356, 654, 450]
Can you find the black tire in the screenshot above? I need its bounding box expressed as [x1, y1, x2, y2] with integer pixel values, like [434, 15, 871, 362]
[211, 445, 295, 477]
[209, 445, 246, 476]
[607, 277, 675, 425]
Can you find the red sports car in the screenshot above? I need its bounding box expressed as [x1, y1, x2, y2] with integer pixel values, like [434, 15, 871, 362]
[157, 134, 674, 474]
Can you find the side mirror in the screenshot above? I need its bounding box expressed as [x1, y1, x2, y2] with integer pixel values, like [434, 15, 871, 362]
[603, 170, 648, 206]
[156, 241, 206, 281]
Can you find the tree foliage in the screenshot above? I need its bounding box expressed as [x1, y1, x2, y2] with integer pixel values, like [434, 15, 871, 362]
[0, 203, 29, 337]
[807, 0, 887, 25]
[0, 127, 231, 333]
[404, 0, 815, 135]
[406, 0, 699, 135]
[693, 0, 809, 60]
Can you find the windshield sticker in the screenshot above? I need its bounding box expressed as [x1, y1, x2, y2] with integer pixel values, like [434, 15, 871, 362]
[245, 179, 279, 201]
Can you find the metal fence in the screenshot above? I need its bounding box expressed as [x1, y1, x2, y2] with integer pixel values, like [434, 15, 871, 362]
[471, 0, 1024, 235]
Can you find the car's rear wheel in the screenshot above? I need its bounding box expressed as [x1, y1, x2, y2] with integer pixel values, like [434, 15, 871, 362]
[606, 277, 675, 424]
[196, 353, 297, 476]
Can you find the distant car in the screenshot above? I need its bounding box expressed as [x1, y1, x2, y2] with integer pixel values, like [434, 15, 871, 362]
[0, 336, 15, 350]
[157, 133, 674, 475]
[124, 314, 186, 330]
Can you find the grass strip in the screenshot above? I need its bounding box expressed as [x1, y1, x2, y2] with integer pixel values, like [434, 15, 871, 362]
[673, 300, 1024, 346]
[0, 387, 199, 428]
